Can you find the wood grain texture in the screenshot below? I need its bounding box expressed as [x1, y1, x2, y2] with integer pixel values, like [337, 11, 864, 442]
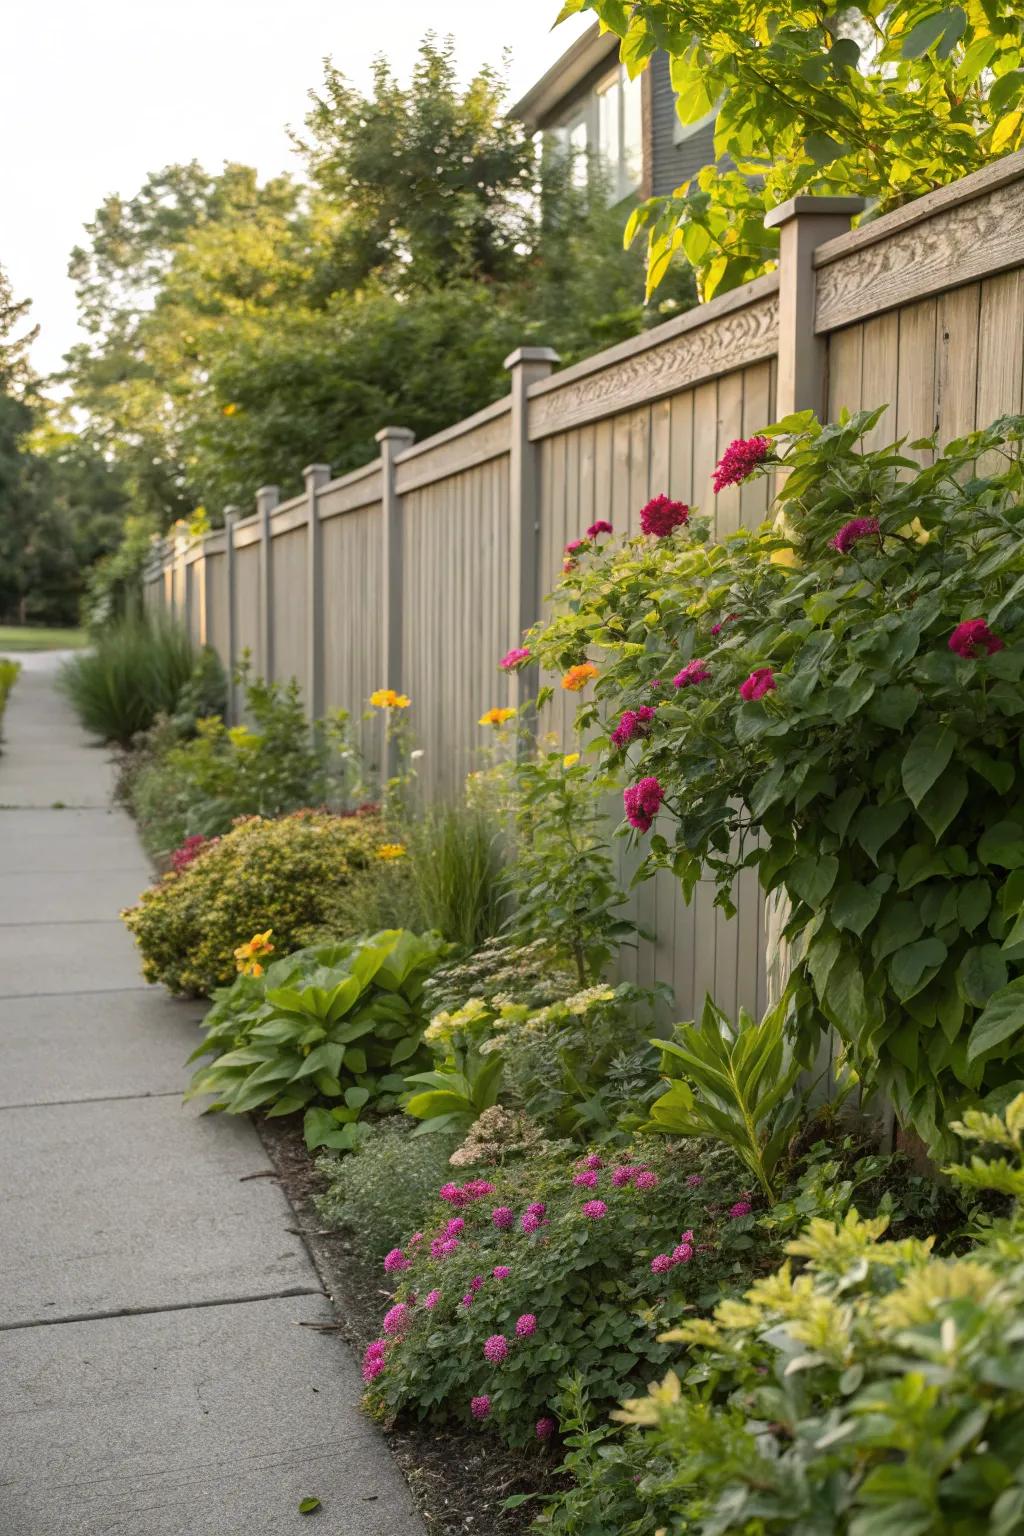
[319, 464, 383, 520]
[270, 525, 308, 690]
[815, 174, 1024, 333]
[528, 293, 779, 440]
[395, 404, 510, 494]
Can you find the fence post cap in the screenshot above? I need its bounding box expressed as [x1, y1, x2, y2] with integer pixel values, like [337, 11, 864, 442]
[256, 484, 280, 499]
[765, 195, 866, 230]
[503, 345, 561, 371]
[302, 463, 332, 482]
[374, 426, 415, 447]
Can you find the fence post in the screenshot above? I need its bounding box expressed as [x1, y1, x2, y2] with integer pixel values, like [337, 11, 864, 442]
[256, 485, 279, 680]
[503, 346, 560, 714]
[764, 195, 865, 417]
[223, 508, 239, 724]
[199, 534, 213, 647]
[303, 463, 331, 720]
[375, 426, 415, 776]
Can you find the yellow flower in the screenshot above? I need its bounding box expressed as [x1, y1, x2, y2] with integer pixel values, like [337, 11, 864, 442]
[562, 663, 598, 692]
[376, 843, 407, 860]
[478, 706, 517, 727]
[233, 929, 274, 973]
[563, 752, 580, 768]
[369, 688, 411, 709]
[222, 403, 238, 416]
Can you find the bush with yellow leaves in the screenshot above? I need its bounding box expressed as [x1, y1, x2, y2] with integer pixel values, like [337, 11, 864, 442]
[122, 811, 383, 995]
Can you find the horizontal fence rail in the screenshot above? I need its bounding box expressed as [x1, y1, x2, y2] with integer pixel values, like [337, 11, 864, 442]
[144, 149, 1024, 1023]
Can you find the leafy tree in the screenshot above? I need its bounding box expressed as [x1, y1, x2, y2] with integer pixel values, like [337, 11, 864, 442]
[557, 0, 1024, 298]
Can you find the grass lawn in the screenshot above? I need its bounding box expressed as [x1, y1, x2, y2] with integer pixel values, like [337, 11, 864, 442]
[0, 625, 87, 652]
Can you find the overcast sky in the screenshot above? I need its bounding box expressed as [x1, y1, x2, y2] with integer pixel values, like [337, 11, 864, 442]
[1, 1, 591, 377]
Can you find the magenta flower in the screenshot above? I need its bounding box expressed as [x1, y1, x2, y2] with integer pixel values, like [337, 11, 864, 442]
[492, 1265, 511, 1280]
[830, 515, 880, 553]
[491, 1205, 515, 1230]
[445, 1217, 465, 1237]
[520, 1211, 543, 1235]
[610, 704, 657, 750]
[587, 519, 613, 538]
[536, 1416, 556, 1441]
[651, 1253, 675, 1274]
[686, 1174, 704, 1188]
[525, 1202, 546, 1217]
[633, 1170, 659, 1192]
[949, 618, 1005, 658]
[382, 1303, 410, 1336]
[471, 1395, 491, 1420]
[729, 1200, 753, 1219]
[712, 436, 771, 494]
[739, 668, 776, 702]
[710, 614, 738, 638]
[484, 1334, 510, 1364]
[461, 1294, 474, 1308]
[673, 660, 710, 689]
[362, 1353, 386, 1383]
[516, 1314, 537, 1338]
[471, 1275, 484, 1292]
[465, 1179, 496, 1198]
[640, 494, 690, 538]
[672, 1242, 694, 1264]
[500, 647, 531, 671]
[582, 1200, 608, 1220]
[611, 1166, 636, 1188]
[583, 1153, 603, 1170]
[565, 538, 587, 556]
[623, 776, 664, 833]
[573, 1170, 599, 1189]
[383, 1247, 410, 1273]
[410, 1232, 423, 1244]
[439, 1182, 467, 1206]
[423, 1289, 441, 1310]
[680, 1229, 694, 1243]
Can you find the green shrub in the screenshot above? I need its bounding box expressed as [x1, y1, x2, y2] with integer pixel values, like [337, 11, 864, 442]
[58, 613, 220, 747]
[362, 1139, 762, 1448]
[122, 810, 383, 995]
[187, 928, 447, 1149]
[0, 658, 20, 736]
[405, 803, 510, 950]
[573, 1093, 1024, 1536]
[315, 1121, 461, 1266]
[126, 670, 359, 858]
[421, 937, 576, 1019]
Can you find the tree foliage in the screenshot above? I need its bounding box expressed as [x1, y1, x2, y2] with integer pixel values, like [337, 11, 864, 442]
[557, 0, 1024, 299]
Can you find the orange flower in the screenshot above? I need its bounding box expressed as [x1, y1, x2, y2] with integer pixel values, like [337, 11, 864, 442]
[561, 663, 598, 693]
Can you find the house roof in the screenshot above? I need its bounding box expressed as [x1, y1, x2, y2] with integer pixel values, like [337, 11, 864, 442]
[509, 22, 619, 130]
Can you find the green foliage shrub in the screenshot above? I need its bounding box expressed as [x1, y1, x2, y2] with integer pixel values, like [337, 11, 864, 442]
[421, 937, 576, 1020]
[405, 803, 510, 951]
[126, 670, 360, 858]
[58, 613, 220, 747]
[532, 411, 1024, 1152]
[0, 657, 20, 735]
[315, 1121, 461, 1266]
[552, 1094, 1024, 1536]
[122, 810, 382, 995]
[186, 928, 446, 1149]
[362, 1139, 760, 1447]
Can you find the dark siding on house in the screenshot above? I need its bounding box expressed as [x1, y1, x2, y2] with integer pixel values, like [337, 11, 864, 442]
[649, 51, 716, 196]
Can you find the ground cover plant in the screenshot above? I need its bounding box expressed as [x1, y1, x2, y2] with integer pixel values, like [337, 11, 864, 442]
[58, 612, 221, 747]
[0, 657, 19, 737]
[315, 1121, 462, 1266]
[122, 809, 384, 995]
[186, 928, 446, 1150]
[540, 1093, 1024, 1536]
[530, 411, 1024, 1153]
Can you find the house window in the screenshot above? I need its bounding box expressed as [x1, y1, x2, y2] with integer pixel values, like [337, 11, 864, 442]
[596, 65, 643, 201]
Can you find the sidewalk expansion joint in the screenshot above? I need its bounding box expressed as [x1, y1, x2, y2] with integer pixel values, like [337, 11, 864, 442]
[0, 1089, 183, 1112]
[0, 985, 155, 1002]
[0, 1286, 327, 1332]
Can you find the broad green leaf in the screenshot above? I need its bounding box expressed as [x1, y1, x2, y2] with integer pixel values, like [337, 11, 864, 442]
[958, 944, 1008, 1008]
[979, 820, 1024, 870]
[788, 854, 838, 909]
[889, 937, 947, 1001]
[855, 800, 910, 863]
[831, 882, 883, 937]
[968, 979, 1024, 1061]
[902, 724, 955, 807]
[917, 766, 967, 842]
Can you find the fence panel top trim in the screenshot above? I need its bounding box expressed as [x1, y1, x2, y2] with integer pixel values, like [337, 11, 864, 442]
[526, 271, 780, 439]
[395, 395, 511, 494]
[814, 148, 1024, 333]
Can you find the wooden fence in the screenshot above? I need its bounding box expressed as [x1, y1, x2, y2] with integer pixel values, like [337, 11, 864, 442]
[144, 149, 1024, 1023]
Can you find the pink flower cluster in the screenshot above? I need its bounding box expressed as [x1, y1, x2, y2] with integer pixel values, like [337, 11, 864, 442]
[170, 833, 216, 873]
[362, 1338, 388, 1383]
[729, 1199, 753, 1219]
[536, 1416, 556, 1441]
[587, 519, 613, 539]
[491, 1205, 515, 1230]
[640, 494, 690, 538]
[739, 667, 775, 702]
[624, 776, 664, 832]
[521, 1201, 547, 1235]
[673, 659, 710, 690]
[500, 646, 531, 671]
[383, 1247, 411, 1274]
[712, 436, 771, 494]
[610, 704, 657, 749]
[471, 1395, 491, 1420]
[382, 1303, 410, 1336]
[949, 618, 1004, 658]
[439, 1179, 495, 1207]
[830, 515, 880, 554]
[582, 1199, 608, 1220]
[650, 1229, 696, 1275]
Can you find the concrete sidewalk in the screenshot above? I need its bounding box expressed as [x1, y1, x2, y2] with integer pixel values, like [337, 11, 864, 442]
[0, 655, 423, 1535]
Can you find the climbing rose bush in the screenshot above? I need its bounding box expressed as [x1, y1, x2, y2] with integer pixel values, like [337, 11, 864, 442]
[530, 410, 1024, 1153]
[362, 1141, 760, 1446]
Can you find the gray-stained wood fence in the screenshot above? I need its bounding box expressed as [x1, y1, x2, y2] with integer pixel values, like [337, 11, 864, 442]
[144, 150, 1024, 1024]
